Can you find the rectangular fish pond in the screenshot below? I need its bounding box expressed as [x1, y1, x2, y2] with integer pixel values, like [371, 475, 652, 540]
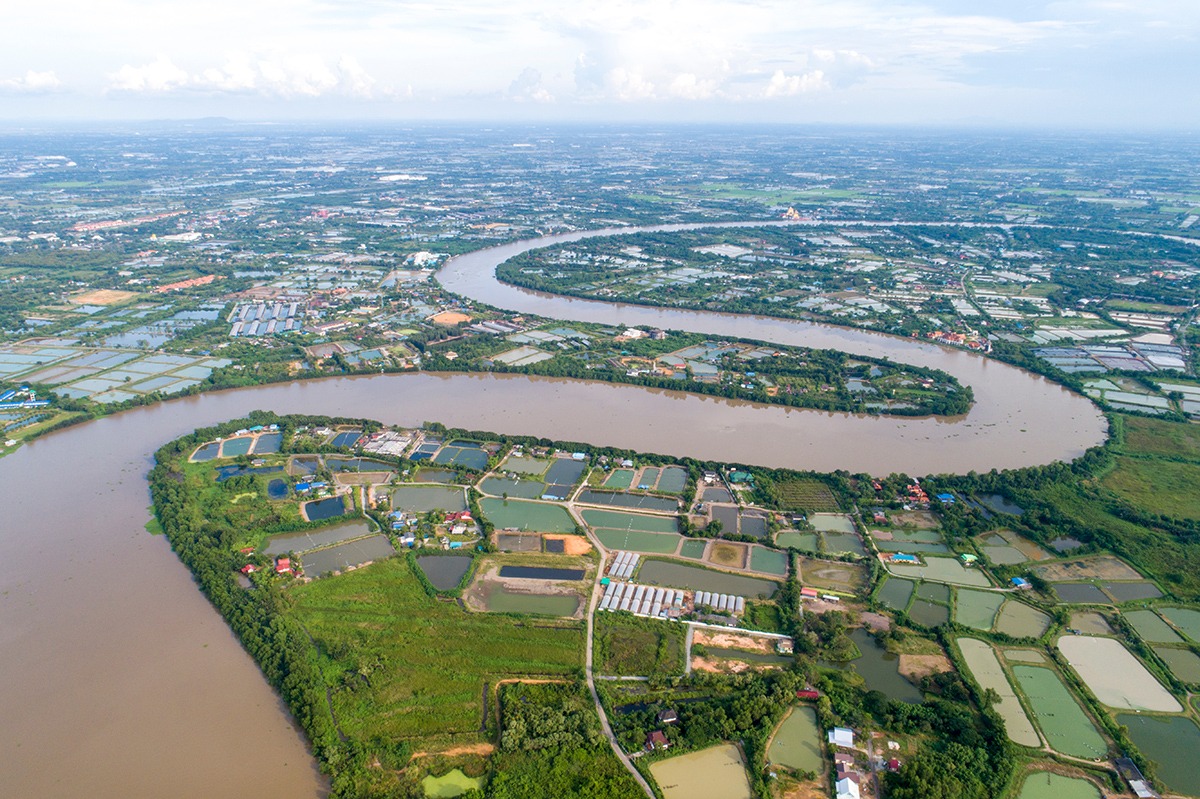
[1117, 714, 1200, 797]
[302, 496, 347, 521]
[479, 498, 575, 533]
[1016, 773, 1099, 799]
[955, 638, 1040, 748]
[480, 477, 546, 499]
[478, 583, 580, 616]
[1057, 635, 1181, 712]
[263, 520, 374, 556]
[953, 589, 1006, 631]
[1010, 664, 1107, 758]
[498, 565, 585, 581]
[415, 555, 473, 591]
[767, 705, 823, 773]
[301, 534, 396, 578]
[637, 560, 778, 599]
[576, 489, 678, 512]
[392, 485, 468, 513]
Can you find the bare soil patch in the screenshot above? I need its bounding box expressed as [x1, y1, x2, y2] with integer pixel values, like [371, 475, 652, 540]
[1034, 554, 1141, 582]
[898, 653, 952, 681]
[695, 629, 774, 653]
[411, 743, 496, 759]
[860, 611, 892, 631]
[69, 288, 140, 305]
[430, 310, 472, 326]
[543, 534, 592, 555]
[890, 510, 938, 529]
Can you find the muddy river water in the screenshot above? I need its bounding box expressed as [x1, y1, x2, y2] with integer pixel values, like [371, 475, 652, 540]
[0, 223, 1105, 796]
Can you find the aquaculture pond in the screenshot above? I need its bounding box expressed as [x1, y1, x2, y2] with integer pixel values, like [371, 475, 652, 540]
[956, 639, 1040, 748]
[888, 556, 991, 587]
[649, 743, 753, 799]
[1010, 665, 1107, 759]
[594, 529, 682, 554]
[908, 599, 949, 627]
[215, 464, 283, 482]
[582, 508, 679, 533]
[954, 590, 1005, 631]
[637, 560, 778, 599]
[478, 498, 575, 532]
[422, 768, 483, 798]
[1058, 636, 1181, 712]
[1124, 609, 1183, 643]
[544, 459, 586, 485]
[479, 477, 544, 499]
[480, 584, 579, 616]
[266, 478, 288, 500]
[326, 456, 393, 473]
[602, 469, 635, 489]
[415, 555, 473, 591]
[767, 705, 823, 773]
[262, 520, 372, 556]
[328, 430, 361, 448]
[680, 539, 708, 559]
[809, 513, 855, 533]
[775, 531, 818, 552]
[302, 496, 347, 522]
[1154, 647, 1200, 683]
[1015, 773, 1099, 799]
[191, 441, 219, 461]
[994, 601, 1051, 638]
[1159, 607, 1200, 641]
[750, 546, 788, 576]
[414, 468, 456, 483]
[391, 485, 468, 513]
[576, 489, 678, 512]
[498, 565, 584, 581]
[301, 534, 396, 577]
[501, 455, 550, 475]
[218, 436, 254, 457]
[1117, 714, 1200, 797]
[251, 432, 282, 454]
[821, 629, 922, 703]
[1101, 581, 1161, 601]
[822, 533, 866, 556]
[433, 443, 489, 471]
[876, 577, 915, 611]
[976, 494, 1025, 516]
[656, 466, 689, 493]
[1053, 583, 1111, 604]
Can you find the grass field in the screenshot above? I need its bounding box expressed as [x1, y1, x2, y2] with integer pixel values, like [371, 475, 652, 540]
[774, 479, 840, 512]
[1121, 415, 1200, 461]
[593, 614, 685, 676]
[1102, 456, 1200, 520]
[290, 557, 584, 744]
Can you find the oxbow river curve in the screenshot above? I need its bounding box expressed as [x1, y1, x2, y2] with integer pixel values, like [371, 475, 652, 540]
[0, 222, 1105, 799]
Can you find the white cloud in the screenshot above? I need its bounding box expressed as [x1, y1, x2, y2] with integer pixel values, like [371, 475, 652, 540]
[106, 53, 381, 98]
[508, 67, 555, 103]
[668, 73, 718, 100]
[0, 70, 63, 94]
[763, 69, 829, 97]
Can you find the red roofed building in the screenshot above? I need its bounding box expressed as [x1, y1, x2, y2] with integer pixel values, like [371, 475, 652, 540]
[796, 689, 821, 700]
[275, 557, 292, 575]
[444, 511, 473, 523]
[240, 564, 259, 575]
[645, 731, 670, 751]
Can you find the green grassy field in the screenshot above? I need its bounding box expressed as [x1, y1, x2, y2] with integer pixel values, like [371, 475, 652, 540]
[773, 478, 840, 512]
[290, 557, 584, 745]
[1101, 456, 1200, 520]
[1120, 415, 1200, 461]
[593, 614, 685, 676]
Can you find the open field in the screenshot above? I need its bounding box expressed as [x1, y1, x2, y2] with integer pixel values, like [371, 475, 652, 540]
[68, 288, 141, 305]
[594, 614, 685, 676]
[1102, 456, 1200, 520]
[797, 557, 867, 593]
[774, 479, 840, 512]
[1121, 415, 1200, 460]
[289, 557, 583, 744]
[1033, 555, 1141, 582]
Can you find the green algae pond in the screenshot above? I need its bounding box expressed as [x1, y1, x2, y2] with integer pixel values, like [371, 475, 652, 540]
[680, 539, 708, 559]
[581, 508, 679, 533]
[749, 546, 788, 576]
[822, 628, 922, 703]
[392, 484, 469, 512]
[480, 583, 579, 616]
[479, 498, 575, 532]
[1117, 713, 1200, 797]
[594, 529, 682, 554]
[775, 531, 818, 552]
[908, 599, 950, 627]
[415, 555, 473, 591]
[956, 638, 1041, 748]
[888, 556, 991, 587]
[602, 468, 635, 489]
[954, 589, 1005, 630]
[1124, 609, 1184, 643]
[1159, 606, 1200, 641]
[649, 743, 753, 799]
[994, 601, 1051, 638]
[263, 520, 373, 556]
[876, 577, 915, 611]
[1154, 646, 1200, 683]
[767, 705, 823, 773]
[1010, 665, 1107, 759]
[422, 768, 484, 798]
[1015, 772, 1099, 799]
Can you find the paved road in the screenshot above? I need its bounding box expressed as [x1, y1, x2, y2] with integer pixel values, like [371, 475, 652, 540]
[572, 503, 656, 799]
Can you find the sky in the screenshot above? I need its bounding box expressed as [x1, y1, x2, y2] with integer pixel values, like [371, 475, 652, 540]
[1, 0, 1197, 129]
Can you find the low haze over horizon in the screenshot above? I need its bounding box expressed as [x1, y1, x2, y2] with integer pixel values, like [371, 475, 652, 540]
[2, 0, 1197, 130]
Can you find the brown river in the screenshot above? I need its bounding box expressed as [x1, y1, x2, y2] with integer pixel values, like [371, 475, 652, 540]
[0, 224, 1105, 797]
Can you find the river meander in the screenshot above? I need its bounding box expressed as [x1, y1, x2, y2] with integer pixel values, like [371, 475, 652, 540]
[0, 224, 1106, 797]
